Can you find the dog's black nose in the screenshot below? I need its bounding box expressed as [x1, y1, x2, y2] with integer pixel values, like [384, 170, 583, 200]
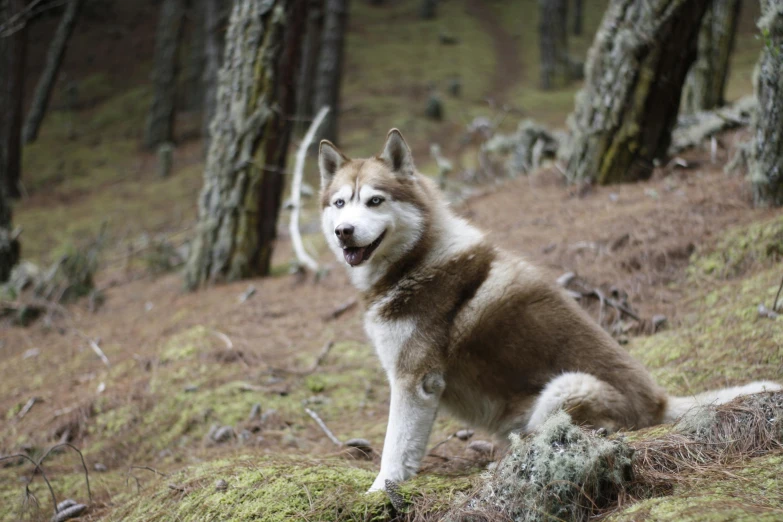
[335, 224, 354, 238]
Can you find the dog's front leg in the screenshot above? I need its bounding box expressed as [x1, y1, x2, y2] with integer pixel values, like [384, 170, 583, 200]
[368, 372, 445, 493]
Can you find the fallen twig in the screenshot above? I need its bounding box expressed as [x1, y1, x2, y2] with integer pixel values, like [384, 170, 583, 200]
[773, 275, 783, 312]
[289, 106, 330, 274]
[323, 299, 357, 321]
[304, 407, 342, 447]
[0, 453, 58, 518]
[274, 341, 334, 376]
[17, 397, 41, 420]
[37, 443, 92, 503]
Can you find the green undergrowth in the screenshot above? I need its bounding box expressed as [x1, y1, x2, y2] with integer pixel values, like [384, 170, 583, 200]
[688, 214, 783, 279]
[630, 213, 783, 395]
[109, 455, 476, 522]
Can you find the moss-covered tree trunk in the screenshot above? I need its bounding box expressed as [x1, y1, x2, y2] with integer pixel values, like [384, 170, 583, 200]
[750, 1, 783, 207]
[538, 0, 569, 90]
[563, 0, 710, 184]
[201, 0, 225, 154]
[312, 0, 347, 145]
[144, 0, 186, 150]
[681, 0, 741, 114]
[295, 0, 323, 135]
[0, 0, 26, 199]
[185, 0, 307, 289]
[22, 0, 84, 145]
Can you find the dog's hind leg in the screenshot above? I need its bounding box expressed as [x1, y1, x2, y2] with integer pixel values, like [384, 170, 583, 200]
[525, 372, 632, 433]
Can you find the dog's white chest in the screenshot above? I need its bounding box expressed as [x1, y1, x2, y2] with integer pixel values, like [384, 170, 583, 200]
[364, 310, 415, 379]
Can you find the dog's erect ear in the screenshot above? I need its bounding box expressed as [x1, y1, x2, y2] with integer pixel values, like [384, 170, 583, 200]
[379, 129, 414, 175]
[319, 140, 349, 188]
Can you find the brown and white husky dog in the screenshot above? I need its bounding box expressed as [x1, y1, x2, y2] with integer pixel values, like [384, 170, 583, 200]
[318, 129, 780, 492]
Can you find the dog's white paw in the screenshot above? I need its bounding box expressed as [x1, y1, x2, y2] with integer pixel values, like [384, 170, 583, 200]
[366, 476, 388, 494]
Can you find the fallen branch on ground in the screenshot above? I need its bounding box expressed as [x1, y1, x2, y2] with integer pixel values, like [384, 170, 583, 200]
[304, 407, 342, 447]
[323, 299, 357, 321]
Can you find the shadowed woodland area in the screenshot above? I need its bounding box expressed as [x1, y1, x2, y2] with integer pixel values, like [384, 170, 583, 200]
[1, 0, 782, 520]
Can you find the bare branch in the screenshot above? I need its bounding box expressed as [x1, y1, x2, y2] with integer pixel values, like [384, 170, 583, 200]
[289, 106, 330, 274]
[0, 453, 58, 517]
[304, 407, 342, 446]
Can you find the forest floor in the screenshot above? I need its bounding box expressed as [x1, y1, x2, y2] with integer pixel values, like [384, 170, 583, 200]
[2, 1, 781, 521]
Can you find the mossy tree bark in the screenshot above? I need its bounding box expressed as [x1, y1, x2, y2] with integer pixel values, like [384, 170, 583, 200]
[185, 0, 307, 289]
[0, 0, 26, 199]
[750, 1, 783, 207]
[201, 0, 226, 153]
[22, 0, 84, 145]
[563, 0, 710, 184]
[144, 0, 186, 150]
[312, 0, 347, 145]
[681, 0, 741, 114]
[295, 0, 323, 135]
[538, 0, 569, 90]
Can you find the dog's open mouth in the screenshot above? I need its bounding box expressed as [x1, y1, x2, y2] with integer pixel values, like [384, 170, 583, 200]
[343, 231, 386, 267]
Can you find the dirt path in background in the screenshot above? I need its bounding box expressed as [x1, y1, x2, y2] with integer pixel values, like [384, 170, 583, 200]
[465, 0, 524, 101]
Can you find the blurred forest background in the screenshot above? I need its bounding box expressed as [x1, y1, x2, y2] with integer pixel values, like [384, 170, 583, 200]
[1, 0, 782, 521]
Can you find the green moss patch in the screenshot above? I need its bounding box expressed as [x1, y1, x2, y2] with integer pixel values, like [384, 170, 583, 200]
[109, 455, 476, 522]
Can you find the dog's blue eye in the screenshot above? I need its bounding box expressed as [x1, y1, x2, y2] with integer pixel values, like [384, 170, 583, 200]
[334, 199, 345, 208]
[368, 196, 384, 207]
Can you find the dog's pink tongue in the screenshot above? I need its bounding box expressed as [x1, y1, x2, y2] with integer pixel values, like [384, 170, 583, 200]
[344, 247, 366, 266]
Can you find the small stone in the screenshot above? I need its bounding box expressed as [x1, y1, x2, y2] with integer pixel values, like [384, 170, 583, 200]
[22, 348, 40, 359]
[345, 438, 372, 451]
[215, 479, 228, 491]
[595, 427, 608, 438]
[467, 440, 494, 456]
[94, 463, 107, 472]
[56, 499, 77, 512]
[652, 314, 667, 331]
[211, 426, 235, 443]
[183, 384, 199, 393]
[248, 403, 262, 421]
[758, 304, 779, 319]
[609, 193, 619, 202]
[455, 429, 474, 441]
[52, 501, 86, 522]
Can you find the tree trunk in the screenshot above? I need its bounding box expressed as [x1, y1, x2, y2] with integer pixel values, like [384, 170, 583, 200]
[420, 0, 436, 19]
[201, 0, 225, 153]
[144, 0, 186, 150]
[538, 0, 569, 90]
[312, 0, 347, 145]
[183, 0, 206, 112]
[185, 0, 307, 289]
[295, 0, 323, 135]
[573, 0, 583, 35]
[681, 0, 741, 114]
[562, 0, 711, 184]
[21, 0, 84, 145]
[750, 1, 783, 207]
[0, 185, 19, 282]
[0, 0, 26, 199]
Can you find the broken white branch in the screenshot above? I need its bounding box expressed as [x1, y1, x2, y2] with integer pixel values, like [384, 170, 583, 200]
[88, 339, 111, 368]
[304, 406, 342, 447]
[289, 106, 330, 273]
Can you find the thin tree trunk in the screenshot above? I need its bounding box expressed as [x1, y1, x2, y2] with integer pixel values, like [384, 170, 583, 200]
[185, 0, 308, 289]
[312, 0, 347, 145]
[21, 0, 83, 145]
[681, 0, 742, 114]
[562, 0, 711, 184]
[538, 0, 569, 90]
[420, 0, 436, 19]
[573, 0, 583, 35]
[750, 1, 782, 207]
[0, 0, 21, 279]
[144, 0, 186, 150]
[183, 0, 206, 112]
[0, 0, 26, 199]
[295, 0, 323, 136]
[201, 0, 224, 153]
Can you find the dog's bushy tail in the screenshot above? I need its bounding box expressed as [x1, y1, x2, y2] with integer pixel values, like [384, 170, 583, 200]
[664, 381, 782, 423]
